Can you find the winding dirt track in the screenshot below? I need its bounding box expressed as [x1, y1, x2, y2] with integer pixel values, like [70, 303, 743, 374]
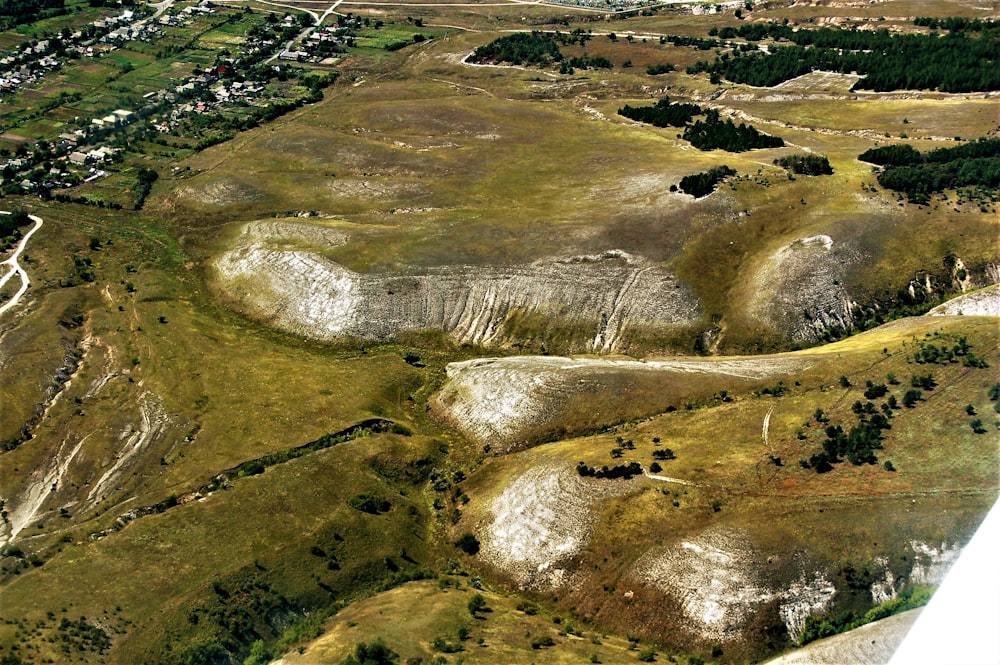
[0, 212, 43, 318]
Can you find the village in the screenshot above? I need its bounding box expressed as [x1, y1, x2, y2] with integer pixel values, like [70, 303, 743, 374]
[0, 1, 357, 203]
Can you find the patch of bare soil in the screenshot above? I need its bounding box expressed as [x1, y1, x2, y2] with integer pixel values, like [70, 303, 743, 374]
[214, 221, 701, 350]
[479, 463, 634, 590]
[177, 178, 266, 205]
[631, 526, 837, 642]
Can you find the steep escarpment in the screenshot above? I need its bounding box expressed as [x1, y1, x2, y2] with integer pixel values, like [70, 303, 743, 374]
[745, 234, 863, 343]
[214, 221, 701, 351]
[433, 354, 809, 452]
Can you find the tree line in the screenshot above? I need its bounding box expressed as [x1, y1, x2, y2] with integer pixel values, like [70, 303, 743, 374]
[859, 138, 1000, 201]
[913, 17, 999, 32]
[688, 25, 1000, 92]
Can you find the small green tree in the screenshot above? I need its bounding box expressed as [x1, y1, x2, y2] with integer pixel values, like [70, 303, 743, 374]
[468, 593, 487, 616]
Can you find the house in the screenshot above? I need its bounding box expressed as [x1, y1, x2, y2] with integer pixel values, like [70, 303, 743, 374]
[113, 109, 135, 123]
[69, 151, 89, 165]
[102, 114, 119, 126]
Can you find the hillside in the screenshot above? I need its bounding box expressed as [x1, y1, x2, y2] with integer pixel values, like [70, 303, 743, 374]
[0, 0, 998, 663]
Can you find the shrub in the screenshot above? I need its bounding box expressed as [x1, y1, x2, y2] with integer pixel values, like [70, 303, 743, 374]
[530, 635, 555, 649]
[902, 390, 923, 408]
[455, 533, 480, 555]
[347, 493, 391, 514]
[342, 638, 399, 665]
[468, 593, 487, 616]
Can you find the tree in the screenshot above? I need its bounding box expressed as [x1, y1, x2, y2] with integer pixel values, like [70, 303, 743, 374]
[468, 593, 487, 616]
[455, 532, 480, 555]
[903, 389, 922, 408]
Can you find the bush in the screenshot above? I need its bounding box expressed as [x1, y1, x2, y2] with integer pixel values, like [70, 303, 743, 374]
[347, 493, 391, 514]
[468, 593, 487, 616]
[455, 532, 480, 555]
[342, 638, 399, 665]
[530, 635, 555, 649]
[902, 390, 923, 408]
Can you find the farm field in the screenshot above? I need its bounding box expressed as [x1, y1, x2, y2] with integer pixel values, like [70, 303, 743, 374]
[0, 0, 998, 664]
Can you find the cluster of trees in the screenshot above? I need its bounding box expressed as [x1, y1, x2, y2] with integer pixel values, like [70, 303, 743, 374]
[774, 154, 833, 175]
[576, 460, 643, 480]
[860, 138, 1000, 202]
[804, 404, 892, 472]
[0, 0, 65, 30]
[0, 209, 29, 241]
[688, 25, 1000, 92]
[619, 99, 782, 151]
[678, 165, 737, 198]
[646, 63, 675, 75]
[618, 96, 702, 128]
[683, 109, 785, 151]
[910, 336, 989, 368]
[914, 17, 999, 32]
[470, 31, 612, 70]
[469, 32, 562, 66]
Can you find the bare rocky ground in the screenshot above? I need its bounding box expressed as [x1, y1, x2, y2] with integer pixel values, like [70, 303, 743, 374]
[632, 526, 837, 643]
[479, 463, 635, 589]
[745, 234, 864, 342]
[929, 282, 1000, 317]
[215, 220, 700, 351]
